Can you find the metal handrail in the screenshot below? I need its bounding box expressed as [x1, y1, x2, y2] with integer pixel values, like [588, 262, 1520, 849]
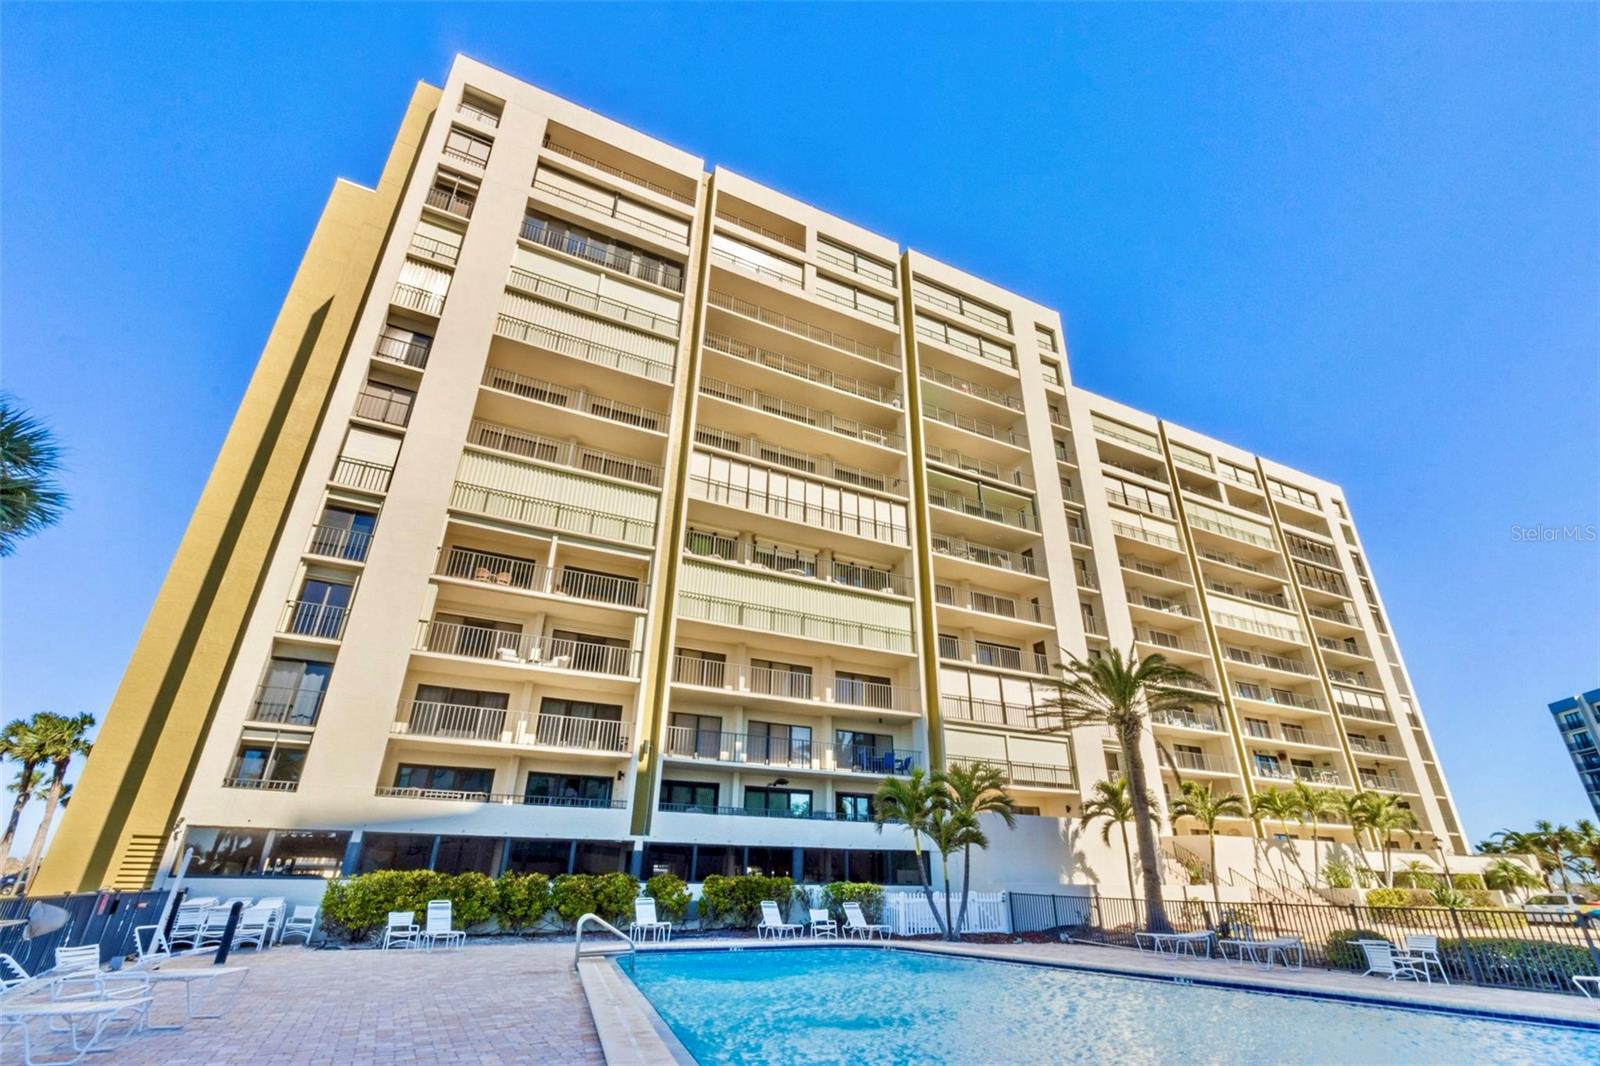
[574, 913, 634, 970]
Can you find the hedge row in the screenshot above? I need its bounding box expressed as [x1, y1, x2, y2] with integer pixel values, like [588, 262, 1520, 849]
[320, 869, 641, 941]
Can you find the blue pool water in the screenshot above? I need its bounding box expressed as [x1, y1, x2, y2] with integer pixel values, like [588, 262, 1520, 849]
[624, 947, 1600, 1065]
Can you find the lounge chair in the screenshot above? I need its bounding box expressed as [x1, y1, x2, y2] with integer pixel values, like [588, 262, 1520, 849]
[193, 908, 236, 951]
[382, 911, 420, 950]
[1357, 940, 1430, 982]
[279, 906, 320, 946]
[131, 926, 171, 969]
[628, 898, 672, 943]
[841, 902, 891, 940]
[1218, 927, 1303, 970]
[166, 901, 214, 950]
[1403, 935, 1449, 983]
[230, 906, 276, 951]
[421, 900, 465, 951]
[1574, 975, 1600, 998]
[808, 908, 838, 939]
[757, 901, 802, 939]
[0, 995, 154, 1066]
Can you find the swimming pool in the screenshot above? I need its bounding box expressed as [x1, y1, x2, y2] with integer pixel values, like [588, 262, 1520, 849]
[623, 946, 1600, 1065]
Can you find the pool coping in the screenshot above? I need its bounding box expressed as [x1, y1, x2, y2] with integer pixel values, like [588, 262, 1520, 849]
[579, 937, 1600, 1064]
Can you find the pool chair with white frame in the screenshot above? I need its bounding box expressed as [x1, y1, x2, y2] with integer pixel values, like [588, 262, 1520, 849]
[1356, 940, 1430, 983]
[629, 898, 672, 942]
[279, 906, 321, 946]
[421, 900, 466, 951]
[808, 908, 838, 939]
[382, 911, 420, 951]
[841, 902, 891, 940]
[757, 901, 802, 939]
[1402, 935, 1449, 983]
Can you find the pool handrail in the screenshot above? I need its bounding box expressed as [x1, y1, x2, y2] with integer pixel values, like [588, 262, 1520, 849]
[574, 912, 636, 969]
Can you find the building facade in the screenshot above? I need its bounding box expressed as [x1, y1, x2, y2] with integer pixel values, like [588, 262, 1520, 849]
[1549, 689, 1600, 819]
[35, 56, 1468, 895]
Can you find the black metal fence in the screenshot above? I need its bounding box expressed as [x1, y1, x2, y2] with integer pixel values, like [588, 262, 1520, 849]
[0, 890, 170, 975]
[1009, 892, 1600, 996]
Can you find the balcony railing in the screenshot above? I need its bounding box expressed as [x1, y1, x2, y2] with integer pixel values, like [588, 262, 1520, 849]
[699, 377, 902, 450]
[494, 312, 675, 383]
[533, 178, 684, 243]
[249, 684, 325, 727]
[330, 457, 393, 494]
[354, 387, 413, 427]
[279, 599, 348, 640]
[934, 586, 1052, 626]
[1358, 771, 1408, 792]
[923, 403, 1025, 448]
[222, 774, 299, 792]
[480, 366, 666, 433]
[1198, 549, 1287, 579]
[440, 546, 647, 608]
[940, 694, 1039, 729]
[1207, 582, 1291, 611]
[937, 638, 1052, 676]
[913, 321, 1013, 370]
[1187, 513, 1277, 551]
[376, 786, 627, 809]
[1233, 687, 1321, 711]
[1328, 667, 1374, 688]
[415, 620, 640, 677]
[669, 656, 918, 713]
[457, 99, 500, 127]
[677, 592, 914, 653]
[392, 283, 445, 316]
[664, 727, 815, 768]
[924, 445, 1033, 490]
[927, 490, 1038, 532]
[305, 523, 371, 562]
[1150, 709, 1223, 732]
[1346, 736, 1396, 757]
[930, 533, 1037, 575]
[706, 289, 898, 367]
[710, 246, 803, 292]
[1212, 612, 1303, 643]
[1246, 724, 1339, 748]
[408, 232, 460, 266]
[373, 333, 431, 369]
[1131, 593, 1191, 617]
[657, 803, 869, 822]
[694, 426, 903, 495]
[425, 186, 475, 218]
[1169, 750, 1233, 775]
[466, 419, 662, 489]
[919, 364, 1023, 412]
[1133, 629, 1209, 656]
[393, 700, 629, 753]
[543, 136, 695, 206]
[1105, 489, 1173, 519]
[683, 532, 910, 595]
[1286, 538, 1340, 568]
[449, 481, 655, 546]
[701, 330, 900, 408]
[520, 216, 685, 293]
[1110, 522, 1182, 551]
[949, 756, 1074, 790]
[1094, 423, 1162, 455]
[1307, 604, 1358, 626]
[813, 282, 896, 323]
[506, 267, 679, 337]
[713, 207, 805, 251]
[687, 476, 908, 545]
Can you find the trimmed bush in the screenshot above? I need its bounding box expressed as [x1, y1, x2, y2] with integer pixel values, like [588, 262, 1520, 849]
[1327, 928, 1388, 969]
[550, 873, 640, 924]
[700, 875, 796, 928]
[1321, 858, 1354, 890]
[495, 873, 552, 933]
[1451, 873, 1486, 891]
[446, 872, 498, 928]
[1463, 889, 1498, 909]
[1365, 887, 1410, 909]
[646, 874, 691, 924]
[820, 882, 884, 924]
[322, 869, 447, 941]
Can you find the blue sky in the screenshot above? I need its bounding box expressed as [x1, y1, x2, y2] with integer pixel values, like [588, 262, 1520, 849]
[2, 4, 1596, 853]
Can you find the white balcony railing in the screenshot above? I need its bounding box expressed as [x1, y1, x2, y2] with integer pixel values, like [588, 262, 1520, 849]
[440, 547, 646, 608]
[415, 621, 639, 677]
[394, 700, 629, 753]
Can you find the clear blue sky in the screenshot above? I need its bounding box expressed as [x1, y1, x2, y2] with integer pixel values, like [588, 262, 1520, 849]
[2, 4, 1596, 853]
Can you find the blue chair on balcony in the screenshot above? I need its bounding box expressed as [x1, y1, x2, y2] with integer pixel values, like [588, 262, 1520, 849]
[893, 755, 913, 774]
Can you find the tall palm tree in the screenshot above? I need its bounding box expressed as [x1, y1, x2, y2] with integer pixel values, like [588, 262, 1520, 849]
[873, 769, 949, 939]
[926, 806, 983, 941]
[1081, 777, 1156, 899]
[0, 396, 68, 556]
[1249, 787, 1303, 885]
[1033, 647, 1217, 933]
[1486, 828, 1552, 889]
[1534, 821, 1580, 896]
[1168, 781, 1248, 908]
[1483, 857, 1543, 900]
[1337, 792, 1380, 887]
[19, 713, 95, 886]
[18, 782, 70, 892]
[1292, 782, 1343, 888]
[1362, 793, 1419, 886]
[0, 717, 51, 862]
[941, 761, 1016, 938]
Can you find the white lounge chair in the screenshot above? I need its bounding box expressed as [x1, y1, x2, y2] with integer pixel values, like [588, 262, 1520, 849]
[629, 898, 672, 942]
[193, 908, 236, 951]
[131, 926, 171, 969]
[166, 901, 214, 949]
[1403, 935, 1449, 983]
[382, 910, 420, 950]
[0, 995, 154, 1066]
[757, 901, 802, 939]
[254, 897, 287, 942]
[231, 906, 276, 951]
[841, 902, 891, 940]
[1574, 975, 1600, 998]
[279, 906, 320, 946]
[1357, 940, 1430, 982]
[808, 908, 838, 939]
[1218, 928, 1303, 970]
[421, 900, 465, 951]
[1134, 930, 1213, 958]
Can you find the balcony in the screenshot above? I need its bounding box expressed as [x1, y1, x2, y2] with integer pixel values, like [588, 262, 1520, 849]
[1150, 709, 1223, 733]
[924, 444, 1033, 490]
[1129, 592, 1192, 618]
[415, 620, 640, 678]
[1206, 582, 1291, 611]
[533, 176, 685, 245]
[1105, 489, 1174, 519]
[392, 700, 629, 754]
[353, 386, 413, 427]
[1336, 701, 1395, 725]
[520, 216, 685, 293]
[506, 267, 679, 338]
[1327, 667, 1376, 688]
[707, 289, 898, 368]
[702, 330, 901, 408]
[1307, 604, 1359, 627]
[543, 135, 695, 207]
[494, 312, 674, 383]
[914, 319, 1013, 371]
[923, 402, 1025, 449]
[927, 489, 1038, 533]
[934, 586, 1052, 627]
[683, 531, 910, 596]
[937, 637, 1052, 677]
[919, 365, 1023, 412]
[1234, 686, 1321, 712]
[1286, 536, 1340, 569]
[278, 599, 348, 641]
[1111, 522, 1183, 552]
[931, 533, 1037, 577]
[1346, 736, 1397, 758]
[222, 774, 299, 792]
[305, 522, 371, 563]
[656, 802, 870, 823]
[948, 756, 1074, 791]
[330, 457, 393, 494]
[425, 185, 475, 219]
[376, 786, 626, 810]
[249, 684, 325, 727]
[1212, 612, 1304, 644]
[392, 283, 445, 317]
[408, 232, 460, 267]
[1133, 629, 1209, 657]
[1251, 763, 1340, 786]
[687, 476, 908, 546]
[440, 546, 646, 608]
[1225, 648, 1314, 676]
[940, 694, 1041, 730]
[373, 332, 431, 370]
[449, 481, 655, 547]
[670, 655, 919, 714]
[694, 427, 902, 496]
[699, 378, 901, 451]
[677, 593, 915, 654]
[662, 728, 919, 776]
[1244, 724, 1340, 748]
[1168, 751, 1235, 776]
[1358, 770, 1410, 793]
[480, 366, 667, 434]
[1187, 513, 1277, 552]
[457, 98, 501, 128]
[466, 420, 662, 489]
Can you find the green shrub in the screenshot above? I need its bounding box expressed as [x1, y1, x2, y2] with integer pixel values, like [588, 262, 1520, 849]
[1393, 871, 1436, 890]
[550, 873, 639, 925]
[321, 869, 447, 941]
[1327, 928, 1388, 969]
[821, 882, 884, 924]
[1430, 885, 1469, 909]
[700, 875, 796, 927]
[1444, 938, 1593, 985]
[1322, 858, 1354, 890]
[445, 872, 498, 928]
[646, 874, 691, 924]
[1365, 887, 1410, 909]
[1463, 889, 1497, 909]
[1451, 873, 1485, 891]
[494, 873, 552, 933]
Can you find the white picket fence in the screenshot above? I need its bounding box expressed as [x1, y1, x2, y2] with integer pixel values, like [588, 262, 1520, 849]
[883, 891, 1010, 936]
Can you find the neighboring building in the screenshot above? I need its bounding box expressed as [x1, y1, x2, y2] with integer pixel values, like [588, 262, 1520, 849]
[34, 56, 1469, 895]
[1549, 689, 1600, 818]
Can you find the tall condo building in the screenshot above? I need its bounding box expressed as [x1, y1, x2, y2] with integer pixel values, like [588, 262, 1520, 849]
[1549, 689, 1600, 819]
[35, 56, 1468, 894]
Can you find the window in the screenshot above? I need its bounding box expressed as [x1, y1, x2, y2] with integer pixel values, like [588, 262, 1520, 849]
[505, 839, 573, 876]
[521, 212, 685, 292]
[668, 712, 723, 758]
[393, 763, 493, 795]
[835, 730, 893, 772]
[661, 780, 719, 811]
[355, 380, 415, 426]
[549, 629, 630, 673]
[744, 847, 795, 877]
[574, 841, 628, 875]
[744, 787, 813, 818]
[183, 827, 267, 876]
[357, 833, 434, 874]
[288, 579, 352, 638]
[376, 322, 433, 368]
[747, 721, 812, 765]
[434, 835, 501, 875]
[1040, 357, 1064, 388]
[975, 640, 1022, 670]
[816, 237, 895, 287]
[427, 169, 478, 217]
[261, 830, 349, 877]
[443, 125, 493, 167]
[836, 793, 874, 822]
[524, 773, 613, 807]
[226, 731, 308, 789]
[1035, 324, 1059, 352]
[411, 685, 509, 741]
[804, 848, 846, 884]
[693, 846, 737, 881]
[643, 843, 693, 879]
[253, 658, 333, 726]
[310, 506, 375, 561]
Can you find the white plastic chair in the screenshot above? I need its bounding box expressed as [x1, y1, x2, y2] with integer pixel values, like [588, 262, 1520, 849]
[1, 995, 154, 1065]
[629, 898, 671, 942]
[1403, 935, 1449, 983]
[254, 898, 287, 942]
[841, 902, 891, 940]
[166, 901, 213, 949]
[193, 908, 236, 950]
[131, 926, 171, 969]
[421, 900, 465, 951]
[381, 911, 419, 951]
[279, 906, 320, 946]
[757, 901, 802, 939]
[808, 908, 838, 939]
[231, 906, 276, 951]
[1357, 940, 1430, 983]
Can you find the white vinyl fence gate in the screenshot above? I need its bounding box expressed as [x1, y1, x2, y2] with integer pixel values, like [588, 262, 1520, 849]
[883, 891, 1010, 936]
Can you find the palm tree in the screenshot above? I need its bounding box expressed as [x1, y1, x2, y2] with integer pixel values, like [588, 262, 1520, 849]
[1082, 777, 1156, 899]
[1250, 787, 1303, 886]
[925, 806, 983, 941]
[1292, 782, 1343, 888]
[19, 713, 95, 886]
[1486, 828, 1552, 889]
[18, 782, 70, 892]
[1033, 647, 1217, 932]
[1483, 857, 1543, 900]
[873, 769, 949, 939]
[941, 762, 1016, 938]
[1363, 793, 1419, 886]
[1337, 792, 1380, 887]
[0, 717, 51, 862]
[0, 396, 67, 556]
[1535, 821, 1580, 896]
[1169, 781, 1248, 908]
